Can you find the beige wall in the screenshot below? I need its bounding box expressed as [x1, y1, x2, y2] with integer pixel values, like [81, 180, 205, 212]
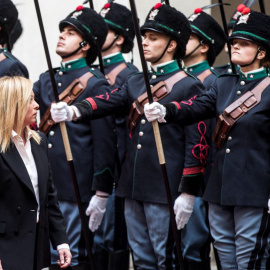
[11, 1, 270, 81]
[12, 0, 211, 82]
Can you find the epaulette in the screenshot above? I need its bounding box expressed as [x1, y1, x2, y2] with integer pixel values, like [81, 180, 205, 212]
[88, 67, 104, 79]
[2, 51, 17, 62]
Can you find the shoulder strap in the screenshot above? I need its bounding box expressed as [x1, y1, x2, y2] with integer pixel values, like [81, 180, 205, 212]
[213, 76, 270, 149]
[105, 62, 127, 86]
[224, 76, 270, 120]
[128, 71, 187, 135]
[39, 71, 94, 134]
[197, 69, 212, 83]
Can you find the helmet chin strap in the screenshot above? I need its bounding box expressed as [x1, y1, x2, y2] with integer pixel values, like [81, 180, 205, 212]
[183, 40, 204, 60]
[101, 34, 119, 52]
[152, 38, 172, 64]
[240, 46, 263, 68]
[61, 40, 87, 59]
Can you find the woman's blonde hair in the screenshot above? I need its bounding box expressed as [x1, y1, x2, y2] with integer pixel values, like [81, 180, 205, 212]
[0, 76, 41, 153]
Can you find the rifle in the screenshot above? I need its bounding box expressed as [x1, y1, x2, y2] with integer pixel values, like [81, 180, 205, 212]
[33, 1, 95, 269]
[129, 0, 184, 269]
[259, 0, 266, 14]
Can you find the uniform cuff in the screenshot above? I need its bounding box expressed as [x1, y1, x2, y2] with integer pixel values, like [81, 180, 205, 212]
[179, 173, 204, 196]
[164, 103, 178, 122]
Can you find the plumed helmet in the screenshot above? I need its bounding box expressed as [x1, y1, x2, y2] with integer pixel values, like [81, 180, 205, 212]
[0, 0, 18, 38]
[188, 8, 226, 66]
[227, 4, 246, 30]
[229, 8, 270, 53]
[59, 6, 108, 64]
[100, 2, 135, 53]
[140, 3, 191, 60]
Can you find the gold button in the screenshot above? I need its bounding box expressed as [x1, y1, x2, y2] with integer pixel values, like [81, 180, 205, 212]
[139, 131, 144, 137]
[240, 81, 245, 86]
[228, 136, 232, 141]
[58, 82, 62, 87]
[237, 91, 241, 95]
[49, 131, 54, 136]
[48, 143, 52, 149]
[226, 148, 230, 154]
[137, 144, 142, 150]
[152, 75, 157, 80]
[141, 119, 146, 124]
[59, 71, 63, 76]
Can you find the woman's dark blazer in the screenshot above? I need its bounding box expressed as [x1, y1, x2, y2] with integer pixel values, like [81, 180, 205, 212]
[0, 132, 69, 270]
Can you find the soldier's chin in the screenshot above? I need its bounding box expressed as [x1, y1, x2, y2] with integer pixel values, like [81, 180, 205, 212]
[56, 48, 67, 57]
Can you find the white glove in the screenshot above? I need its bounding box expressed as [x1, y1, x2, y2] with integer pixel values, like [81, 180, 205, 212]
[50, 102, 74, 123]
[85, 194, 108, 232]
[268, 199, 270, 214]
[174, 193, 196, 230]
[144, 102, 166, 123]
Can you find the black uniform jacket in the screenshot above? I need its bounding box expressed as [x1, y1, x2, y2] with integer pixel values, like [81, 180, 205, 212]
[0, 49, 29, 78]
[103, 53, 138, 168]
[34, 58, 117, 201]
[165, 68, 270, 207]
[75, 60, 209, 204]
[0, 132, 68, 270]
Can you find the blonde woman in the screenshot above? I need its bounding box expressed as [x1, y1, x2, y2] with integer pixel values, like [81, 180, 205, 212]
[0, 76, 71, 270]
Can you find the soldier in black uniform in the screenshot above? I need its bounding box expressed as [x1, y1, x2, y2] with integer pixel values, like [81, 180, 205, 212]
[144, 8, 270, 270]
[91, 2, 138, 270]
[181, 8, 226, 269]
[51, 3, 209, 269]
[33, 5, 117, 269]
[0, 0, 28, 78]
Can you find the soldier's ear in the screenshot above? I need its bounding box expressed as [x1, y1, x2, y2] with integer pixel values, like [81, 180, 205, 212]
[257, 47, 266, 60]
[168, 40, 177, 53]
[81, 41, 90, 52]
[115, 35, 124, 46]
[200, 42, 209, 54]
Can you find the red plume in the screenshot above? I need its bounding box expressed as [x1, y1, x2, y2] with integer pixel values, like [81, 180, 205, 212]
[242, 7, 251, 15]
[237, 4, 246, 12]
[194, 8, 203, 14]
[154, 3, 162, 9]
[104, 3, 110, 9]
[76, 5, 84, 11]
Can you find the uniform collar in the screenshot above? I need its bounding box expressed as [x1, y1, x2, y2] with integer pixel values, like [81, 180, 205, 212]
[103, 52, 124, 66]
[185, 61, 210, 73]
[150, 60, 179, 75]
[239, 67, 268, 81]
[60, 58, 88, 72]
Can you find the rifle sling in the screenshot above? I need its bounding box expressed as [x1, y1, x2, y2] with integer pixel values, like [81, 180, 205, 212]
[213, 76, 270, 149]
[105, 62, 127, 86]
[39, 71, 94, 134]
[197, 69, 212, 83]
[128, 71, 187, 135]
